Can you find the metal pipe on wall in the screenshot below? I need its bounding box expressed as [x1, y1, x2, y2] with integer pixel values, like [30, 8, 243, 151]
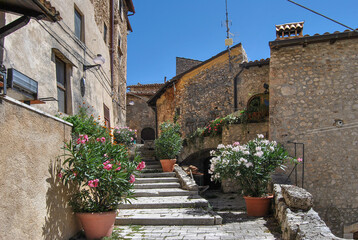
[110, 0, 114, 92]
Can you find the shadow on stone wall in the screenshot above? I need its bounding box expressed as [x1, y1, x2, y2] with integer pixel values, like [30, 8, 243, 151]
[42, 159, 79, 240]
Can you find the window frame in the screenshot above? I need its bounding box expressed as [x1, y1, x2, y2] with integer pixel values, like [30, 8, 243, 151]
[103, 22, 107, 43]
[74, 6, 85, 42]
[103, 103, 111, 129]
[55, 57, 67, 113]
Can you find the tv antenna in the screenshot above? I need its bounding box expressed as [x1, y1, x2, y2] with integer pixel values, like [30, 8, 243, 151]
[224, 0, 233, 71]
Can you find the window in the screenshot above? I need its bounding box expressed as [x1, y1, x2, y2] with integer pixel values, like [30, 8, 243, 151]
[74, 8, 84, 42]
[118, 34, 123, 57]
[56, 57, 67, 113]
[246, 93, 269, 121]
[103, 104, 110, 129]
[103, 22, 107, 43]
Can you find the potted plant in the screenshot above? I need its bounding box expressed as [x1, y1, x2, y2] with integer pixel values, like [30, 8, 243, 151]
[154, 121, 183, 172]
[209, 134, 300, 216]
[60, 107, 145, 239]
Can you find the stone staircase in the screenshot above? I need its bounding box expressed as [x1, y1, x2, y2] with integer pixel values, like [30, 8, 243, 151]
[116, 146, 221, 225]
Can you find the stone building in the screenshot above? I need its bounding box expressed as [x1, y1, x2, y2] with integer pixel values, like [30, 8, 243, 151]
[148, 22, 358, 238]
[0, 0, 134, 127]
[126, 82, 164, 143]
[148, 43, 250, 137]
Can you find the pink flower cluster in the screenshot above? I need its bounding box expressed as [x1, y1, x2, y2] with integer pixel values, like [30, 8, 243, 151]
[297, 158, 303, 162]
[88, 179, 99, 188]
[129, 174, 135, 183]
[103, 160, 113, 170]
[136, 161, 146, 171]
[76, 134, 89, 144]
[115, 163, 121, 171]
[96, 137, 106, 143]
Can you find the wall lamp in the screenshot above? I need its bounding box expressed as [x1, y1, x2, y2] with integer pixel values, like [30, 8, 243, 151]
[83, 54, 105, 71]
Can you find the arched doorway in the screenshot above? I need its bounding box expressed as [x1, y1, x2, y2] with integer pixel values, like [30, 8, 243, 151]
[141, 127, 155, 143]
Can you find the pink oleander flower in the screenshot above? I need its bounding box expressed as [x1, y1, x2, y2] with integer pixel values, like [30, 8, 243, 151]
[136, 161, 146, 171]
[76, 138, 81, 144]
[103, 160, 110, 166]
[297, 158, 303, 162]
[129, 174, 135, 183]
[88, 179, 99, 188]
[115, 126, 119, 130]
[101, 137, 106, 143]
[96, 138, 100, 142]
[81, 139, 86, 144]
[233, 142, 240, 146]
[84, 135, 88, 141]
[104, 164, 113, 170]
[104, 154, 108, 157]
[115, 166, 121, 171]
[58, 173, 63, 179]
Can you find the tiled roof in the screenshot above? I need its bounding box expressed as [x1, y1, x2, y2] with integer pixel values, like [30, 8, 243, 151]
[270, 28, 358, 48]
[127, 83, 165, 88]
[240, 58, 270, 68]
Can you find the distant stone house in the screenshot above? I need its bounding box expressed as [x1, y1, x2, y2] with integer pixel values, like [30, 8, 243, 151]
[0, 0, 135, 127]
[147, 22, 358, 238]
[126, 82, 164, 143]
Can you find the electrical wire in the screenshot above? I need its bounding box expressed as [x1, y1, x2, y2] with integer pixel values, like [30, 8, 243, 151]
[287, 0, 357, 32]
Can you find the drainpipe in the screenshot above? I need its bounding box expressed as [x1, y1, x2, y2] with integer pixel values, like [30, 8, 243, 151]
[233, 67, 244, 111]
[110, 0, 114, 92]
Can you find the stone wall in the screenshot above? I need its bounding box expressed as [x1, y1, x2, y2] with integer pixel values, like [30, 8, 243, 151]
[236, 63, 270, 111]
[0, 97, 78, 240]
[2, 0, 130, 127]
[273, 184, 342, 240]
[269, 34, 358, 237]
[176, 57, 202, 75]
[222, 122, 269, 145]
[156, 44, 246, 137]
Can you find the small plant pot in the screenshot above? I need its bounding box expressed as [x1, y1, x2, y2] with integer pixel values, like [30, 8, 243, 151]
[160, 159, 177, 172]
[243, 195, 273, 217]
[76, 211, 116, 240]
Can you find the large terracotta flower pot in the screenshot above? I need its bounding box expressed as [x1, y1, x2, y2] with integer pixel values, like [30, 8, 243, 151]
[76, 211, 116, 240]
[160, 159, 176, 172]
[243, 195, 273, 217]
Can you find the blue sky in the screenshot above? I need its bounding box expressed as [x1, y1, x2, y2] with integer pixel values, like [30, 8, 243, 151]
[127, 0, 357, 86]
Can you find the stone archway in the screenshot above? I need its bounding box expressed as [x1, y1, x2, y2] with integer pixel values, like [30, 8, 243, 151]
[141, 127, 155, 143]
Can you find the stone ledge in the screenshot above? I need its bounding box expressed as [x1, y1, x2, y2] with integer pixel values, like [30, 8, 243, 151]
[273, 184, 343, 240]
[174, 165, 199, 191]
[281, 184, 313, 211]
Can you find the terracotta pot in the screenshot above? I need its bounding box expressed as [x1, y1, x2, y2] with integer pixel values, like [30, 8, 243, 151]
[243, 195, 273, 217]
[160, 159, 177, 172]
[76, 211, 116, 240]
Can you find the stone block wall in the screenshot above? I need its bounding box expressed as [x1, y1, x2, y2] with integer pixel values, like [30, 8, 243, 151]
[176, 57, 202, 75]
[156, 44, 246, 137]
[269, 34, 358, 236]
[222, 122, 269, 145]
[0, 97, 78, 240]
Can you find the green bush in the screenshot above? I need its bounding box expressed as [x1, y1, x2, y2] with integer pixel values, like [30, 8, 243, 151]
[155, 121, 183, 159]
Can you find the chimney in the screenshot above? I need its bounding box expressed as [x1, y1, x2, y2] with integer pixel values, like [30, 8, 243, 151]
[164, 76, 167, 83]
[276, 21, 304, 39]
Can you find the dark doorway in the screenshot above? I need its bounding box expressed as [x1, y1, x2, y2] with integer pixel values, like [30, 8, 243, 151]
[141, 127, 155, 143]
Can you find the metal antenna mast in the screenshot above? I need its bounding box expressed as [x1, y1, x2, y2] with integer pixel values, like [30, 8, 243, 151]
[225, 0, 232, 71]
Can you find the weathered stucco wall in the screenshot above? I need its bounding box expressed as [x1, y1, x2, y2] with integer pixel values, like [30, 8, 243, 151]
[156, 45, 246, 137]
[0, 97, 78, 240]
[269, 36, 358, 237]
[2, 0, 130, 127]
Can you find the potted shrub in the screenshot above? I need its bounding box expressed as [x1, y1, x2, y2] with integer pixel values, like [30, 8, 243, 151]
[60, 107, 145, 239]
[209, 134, 300, 216]
[155, 121, 183, 172]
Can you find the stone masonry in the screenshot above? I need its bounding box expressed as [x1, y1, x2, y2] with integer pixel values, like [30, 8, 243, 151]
[176, 57, 202, 75]
[269, 31, 358, 237]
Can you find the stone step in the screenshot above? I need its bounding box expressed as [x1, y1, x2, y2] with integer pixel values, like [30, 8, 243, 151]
[144, 161, 160, 165]
[140, 168, 163, 173]
[137, 172, 176, 178]
[134, 182, 180, 189]
[135, 177, 179, 184]
[119, 196, 208, 209]
[116, 208, 222, 225]
[133, 188, 197, 197]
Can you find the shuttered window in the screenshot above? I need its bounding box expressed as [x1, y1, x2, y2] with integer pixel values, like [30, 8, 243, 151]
[104, 104, 110, 129]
